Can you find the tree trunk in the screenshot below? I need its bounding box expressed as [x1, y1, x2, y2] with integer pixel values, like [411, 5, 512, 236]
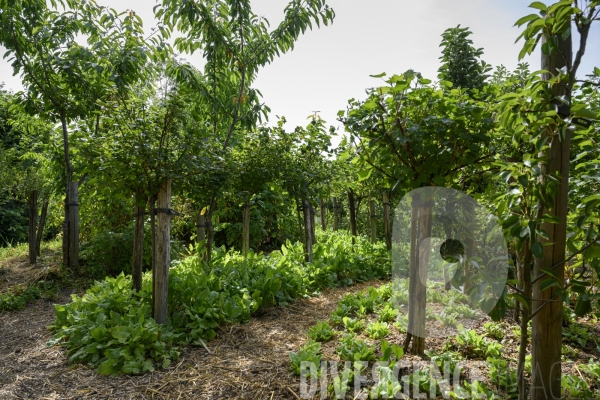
[197, 210, 206, 261]
[35, 199, 48, 257]
[68, 182, 79, 270]
[242, 198, 250, 258]
[28, 190, 38, 265]
[303, 199, 313, 263]
[531, 33, 572, 400]
[383, 193, 391, 251]
[412, 192, 433, 356]
[333, 197, 340, 231]
[149, 195, 157, 317]
[517, 239, 533, 400]
[320, 198, 326, 231]
[348, 191, 357, 244]
[153, 179, 172, 324]
[132, 187, 146, 292]
[369, 200, 377, 242]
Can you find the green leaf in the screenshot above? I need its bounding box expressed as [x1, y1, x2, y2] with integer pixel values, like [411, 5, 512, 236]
[575, 294, 592, 317]
[529, 1, 548, 12]
[515, 14, 541, 27]
[572, 108, 597, 119]
[532, 241, 544, 258]
[369, 72, 386, 78]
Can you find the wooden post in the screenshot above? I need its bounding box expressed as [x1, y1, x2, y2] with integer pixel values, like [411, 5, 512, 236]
[197, 212, 206, 242]
[242, 198, 250, 258]
[310, 204, 316, 245]
[28, 190, 38, 265]
[333, 197, 340, 231]
[296, 198, 305, 243]
[149, 195, 157, 317]
[369, 200, 377, 242]
[412, 192, 432, 356]
[196, 209, 206, 261]
[319, 199, 326, 231]
[68, 182, 79, 270]
[383, 193, 391, 251]
[303, 199, 313, 263]
[132, 188, 145, 292]
[35, 200, 48, 257]
[404, 193, 420, 353]
[348, 191, 357, 244]
[531, 32, 572, 400]
[153, 179, 172, 324]
[463, 200, 474, 296]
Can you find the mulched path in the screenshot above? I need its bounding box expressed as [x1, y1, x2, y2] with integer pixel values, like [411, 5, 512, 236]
[0, 279, 388, 399]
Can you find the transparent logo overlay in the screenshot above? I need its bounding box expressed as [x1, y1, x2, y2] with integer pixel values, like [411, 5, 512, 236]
[392, 187, 509, 339]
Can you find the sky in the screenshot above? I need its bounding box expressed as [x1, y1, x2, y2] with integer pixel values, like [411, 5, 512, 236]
[1, 0, 599, 134]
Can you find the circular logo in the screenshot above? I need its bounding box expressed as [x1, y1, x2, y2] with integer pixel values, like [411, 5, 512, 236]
[392, 187, 509, 339]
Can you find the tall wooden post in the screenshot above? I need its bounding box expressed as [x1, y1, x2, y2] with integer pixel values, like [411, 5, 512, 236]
[369, 200, 377, 242]
[333, 197, 340, 231]
[149, 195, 157, 317]
[310, 204, 316, 245]
[303, 199, 313, 263]
[413, 193, 432, 355]
[463, 200, 474, 295]
[383, 193, 391, 251]
[154, 179, 172, 325]
[348, 191, 357, 244]
[531, 32, 572, 400]
[68, 182, 79, 270]
[319, 199, 326, 231]
[35, 200, 48, 257]
[28, 190, 38, 265]
[132, 188, 146, 292]
[242, 198, 250, 258]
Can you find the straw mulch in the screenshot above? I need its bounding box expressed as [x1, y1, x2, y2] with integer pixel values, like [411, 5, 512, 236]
[0, 279, 388, 399]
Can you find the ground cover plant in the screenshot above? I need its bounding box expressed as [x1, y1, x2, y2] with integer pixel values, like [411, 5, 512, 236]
[290, 283, 600, 399]
[49, 231, 390, 375]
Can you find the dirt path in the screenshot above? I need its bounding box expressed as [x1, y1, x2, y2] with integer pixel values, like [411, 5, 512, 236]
[0, 280, 387, 399]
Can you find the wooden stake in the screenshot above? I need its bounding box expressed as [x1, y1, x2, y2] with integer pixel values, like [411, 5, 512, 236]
[28, 190, 38, 265]
[319, 199, 326, 231]
[68, 182, 79, 270]
[383, 193, 391, 251]
[303, 199, 313, 263]
[333, 197, 340, 231]
[132, 187, 146, 292]
[35, 200, 48, 257]
[242, 198, 250, 258]
[369, 200, 377, 242]
[154, 179, 172, 324]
